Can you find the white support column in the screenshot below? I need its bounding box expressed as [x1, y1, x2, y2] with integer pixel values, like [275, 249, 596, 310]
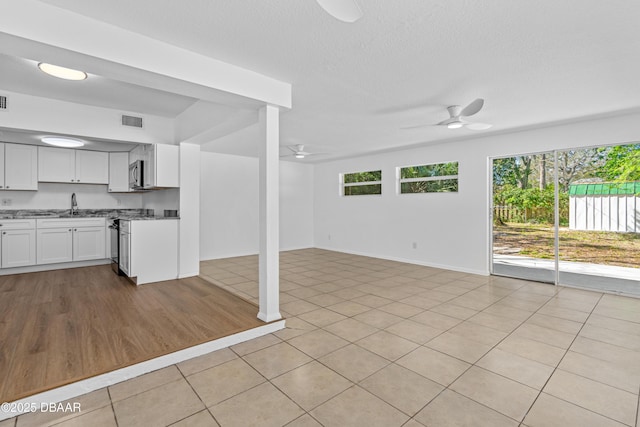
[179, 142, 200, 278]
[257, 105, 282, 322]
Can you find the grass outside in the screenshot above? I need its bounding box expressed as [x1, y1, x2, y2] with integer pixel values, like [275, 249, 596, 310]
[493, 223, 640, 269]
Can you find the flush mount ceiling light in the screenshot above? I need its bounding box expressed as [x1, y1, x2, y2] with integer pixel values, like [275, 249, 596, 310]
[41, 136, 85, 148]
[38, 63, 87, 81]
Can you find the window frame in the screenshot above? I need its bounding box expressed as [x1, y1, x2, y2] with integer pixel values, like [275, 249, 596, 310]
[340, 169, 383, 196]
[397, 161, 459, 194]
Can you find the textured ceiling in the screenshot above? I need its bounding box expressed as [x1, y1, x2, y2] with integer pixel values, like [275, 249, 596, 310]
[19, 0, 640, 159]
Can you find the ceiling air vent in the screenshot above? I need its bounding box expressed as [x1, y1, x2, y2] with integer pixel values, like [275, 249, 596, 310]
[121, 114, 143, 128]
[0, 95, 7, 111]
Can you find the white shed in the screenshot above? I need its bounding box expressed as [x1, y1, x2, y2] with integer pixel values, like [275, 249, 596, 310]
[569, 182, 640, 232]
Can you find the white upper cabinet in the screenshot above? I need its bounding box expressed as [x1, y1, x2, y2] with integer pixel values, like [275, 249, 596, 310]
[38, 147, 75, 183]
[154, 144, 179, 188]
[0, 143, 38, 191]
[38, 147, 108, 184]
[108, 152, 130, 192]
[140, 144, 179, 189]
[75, 150, 109, 184]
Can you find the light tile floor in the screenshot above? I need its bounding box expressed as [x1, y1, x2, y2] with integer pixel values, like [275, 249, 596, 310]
[5, 248, 640, 427]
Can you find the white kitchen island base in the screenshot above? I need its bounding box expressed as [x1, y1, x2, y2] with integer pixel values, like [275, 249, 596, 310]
[123, 219, 179, 285]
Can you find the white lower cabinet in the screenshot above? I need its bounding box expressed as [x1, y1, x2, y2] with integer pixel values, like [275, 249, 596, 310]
[126, 220, 178, 285]
[36, 218, 106, 265]
[1, 228, 36, 268]
[36, 228, 73, 264]
[119, 222, 131, 276]
[73, 226, 106, 261]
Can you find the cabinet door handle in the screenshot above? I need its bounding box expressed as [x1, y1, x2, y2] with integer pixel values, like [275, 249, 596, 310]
[68, 229, 72, 231]
[74, 228, 77, 231]
[0, 185, 3, 188]
[2, 232, 5, 235]
[5, 186, 9, 189]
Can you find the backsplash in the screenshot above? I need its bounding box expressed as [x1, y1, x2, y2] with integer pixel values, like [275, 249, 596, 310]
[0, 183, 143, 210]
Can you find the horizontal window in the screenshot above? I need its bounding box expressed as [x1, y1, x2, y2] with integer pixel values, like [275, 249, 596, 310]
[399, 162, 458, 193]
[342, 170, 382, 196]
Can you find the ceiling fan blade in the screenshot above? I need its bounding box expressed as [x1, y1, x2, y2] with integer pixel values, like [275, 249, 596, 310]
[460, 98, 484, 117]
[437, 117, 457, 126]
[465, 122, 493, 130]
[286, 146, 298, 153]
[401, 123, 432, 130]
[316, 0, 363, 23]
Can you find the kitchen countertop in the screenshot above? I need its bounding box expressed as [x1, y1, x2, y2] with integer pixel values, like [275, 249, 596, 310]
[0, 209, 179, 220]
[117, 216, 180, 221]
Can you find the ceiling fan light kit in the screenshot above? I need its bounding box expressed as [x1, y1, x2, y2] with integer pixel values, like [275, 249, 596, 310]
[437, 98, 492, 131]
[401, 98, 492, 131]
[282, 144, 327, 160]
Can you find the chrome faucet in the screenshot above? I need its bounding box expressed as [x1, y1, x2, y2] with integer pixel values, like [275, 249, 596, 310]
[71, 193, 78, 215]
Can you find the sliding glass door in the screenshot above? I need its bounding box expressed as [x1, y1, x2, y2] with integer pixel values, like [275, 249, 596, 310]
[491, 152, 556, 284]
[491, 143, 640, 296]
[557, 145, 640, 294]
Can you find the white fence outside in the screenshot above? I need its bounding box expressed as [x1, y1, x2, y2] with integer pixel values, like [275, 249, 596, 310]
[569, 195, 639, 232]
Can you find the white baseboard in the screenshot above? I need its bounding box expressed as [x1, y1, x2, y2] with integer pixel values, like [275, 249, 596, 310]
[199, 246, 314, 262]
[314, 245, 488, 276]
[178, 271, 200, 279]
[0, 259, 111, 276]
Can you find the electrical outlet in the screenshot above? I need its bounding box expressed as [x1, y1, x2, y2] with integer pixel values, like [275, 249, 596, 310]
[1, 198, 12, 206]
[116, 198, 122, 206]
[412, 242, 417, 249]
[328, 234, 331, 240]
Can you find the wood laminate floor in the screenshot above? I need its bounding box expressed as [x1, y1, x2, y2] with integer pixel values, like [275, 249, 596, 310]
[0, 265, 263, 403]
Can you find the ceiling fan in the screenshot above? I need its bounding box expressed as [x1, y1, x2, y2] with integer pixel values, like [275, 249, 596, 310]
[316, 0, 363, 23]
[405, 98, 493, 131]
[281, 144, 323, 159]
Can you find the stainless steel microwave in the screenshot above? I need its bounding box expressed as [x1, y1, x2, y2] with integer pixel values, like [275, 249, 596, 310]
[129, 160, 144, 189]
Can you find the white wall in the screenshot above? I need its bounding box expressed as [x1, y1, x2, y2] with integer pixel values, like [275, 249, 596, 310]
[199, 152, 314, 260]
[0, 183, 142, 210]
[314, 113, 640, 275]
[200, 152, 259, 259]
[280, 160, 314, 250]
[0, 90, 174, 144]
[142, 188, 180, 216]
